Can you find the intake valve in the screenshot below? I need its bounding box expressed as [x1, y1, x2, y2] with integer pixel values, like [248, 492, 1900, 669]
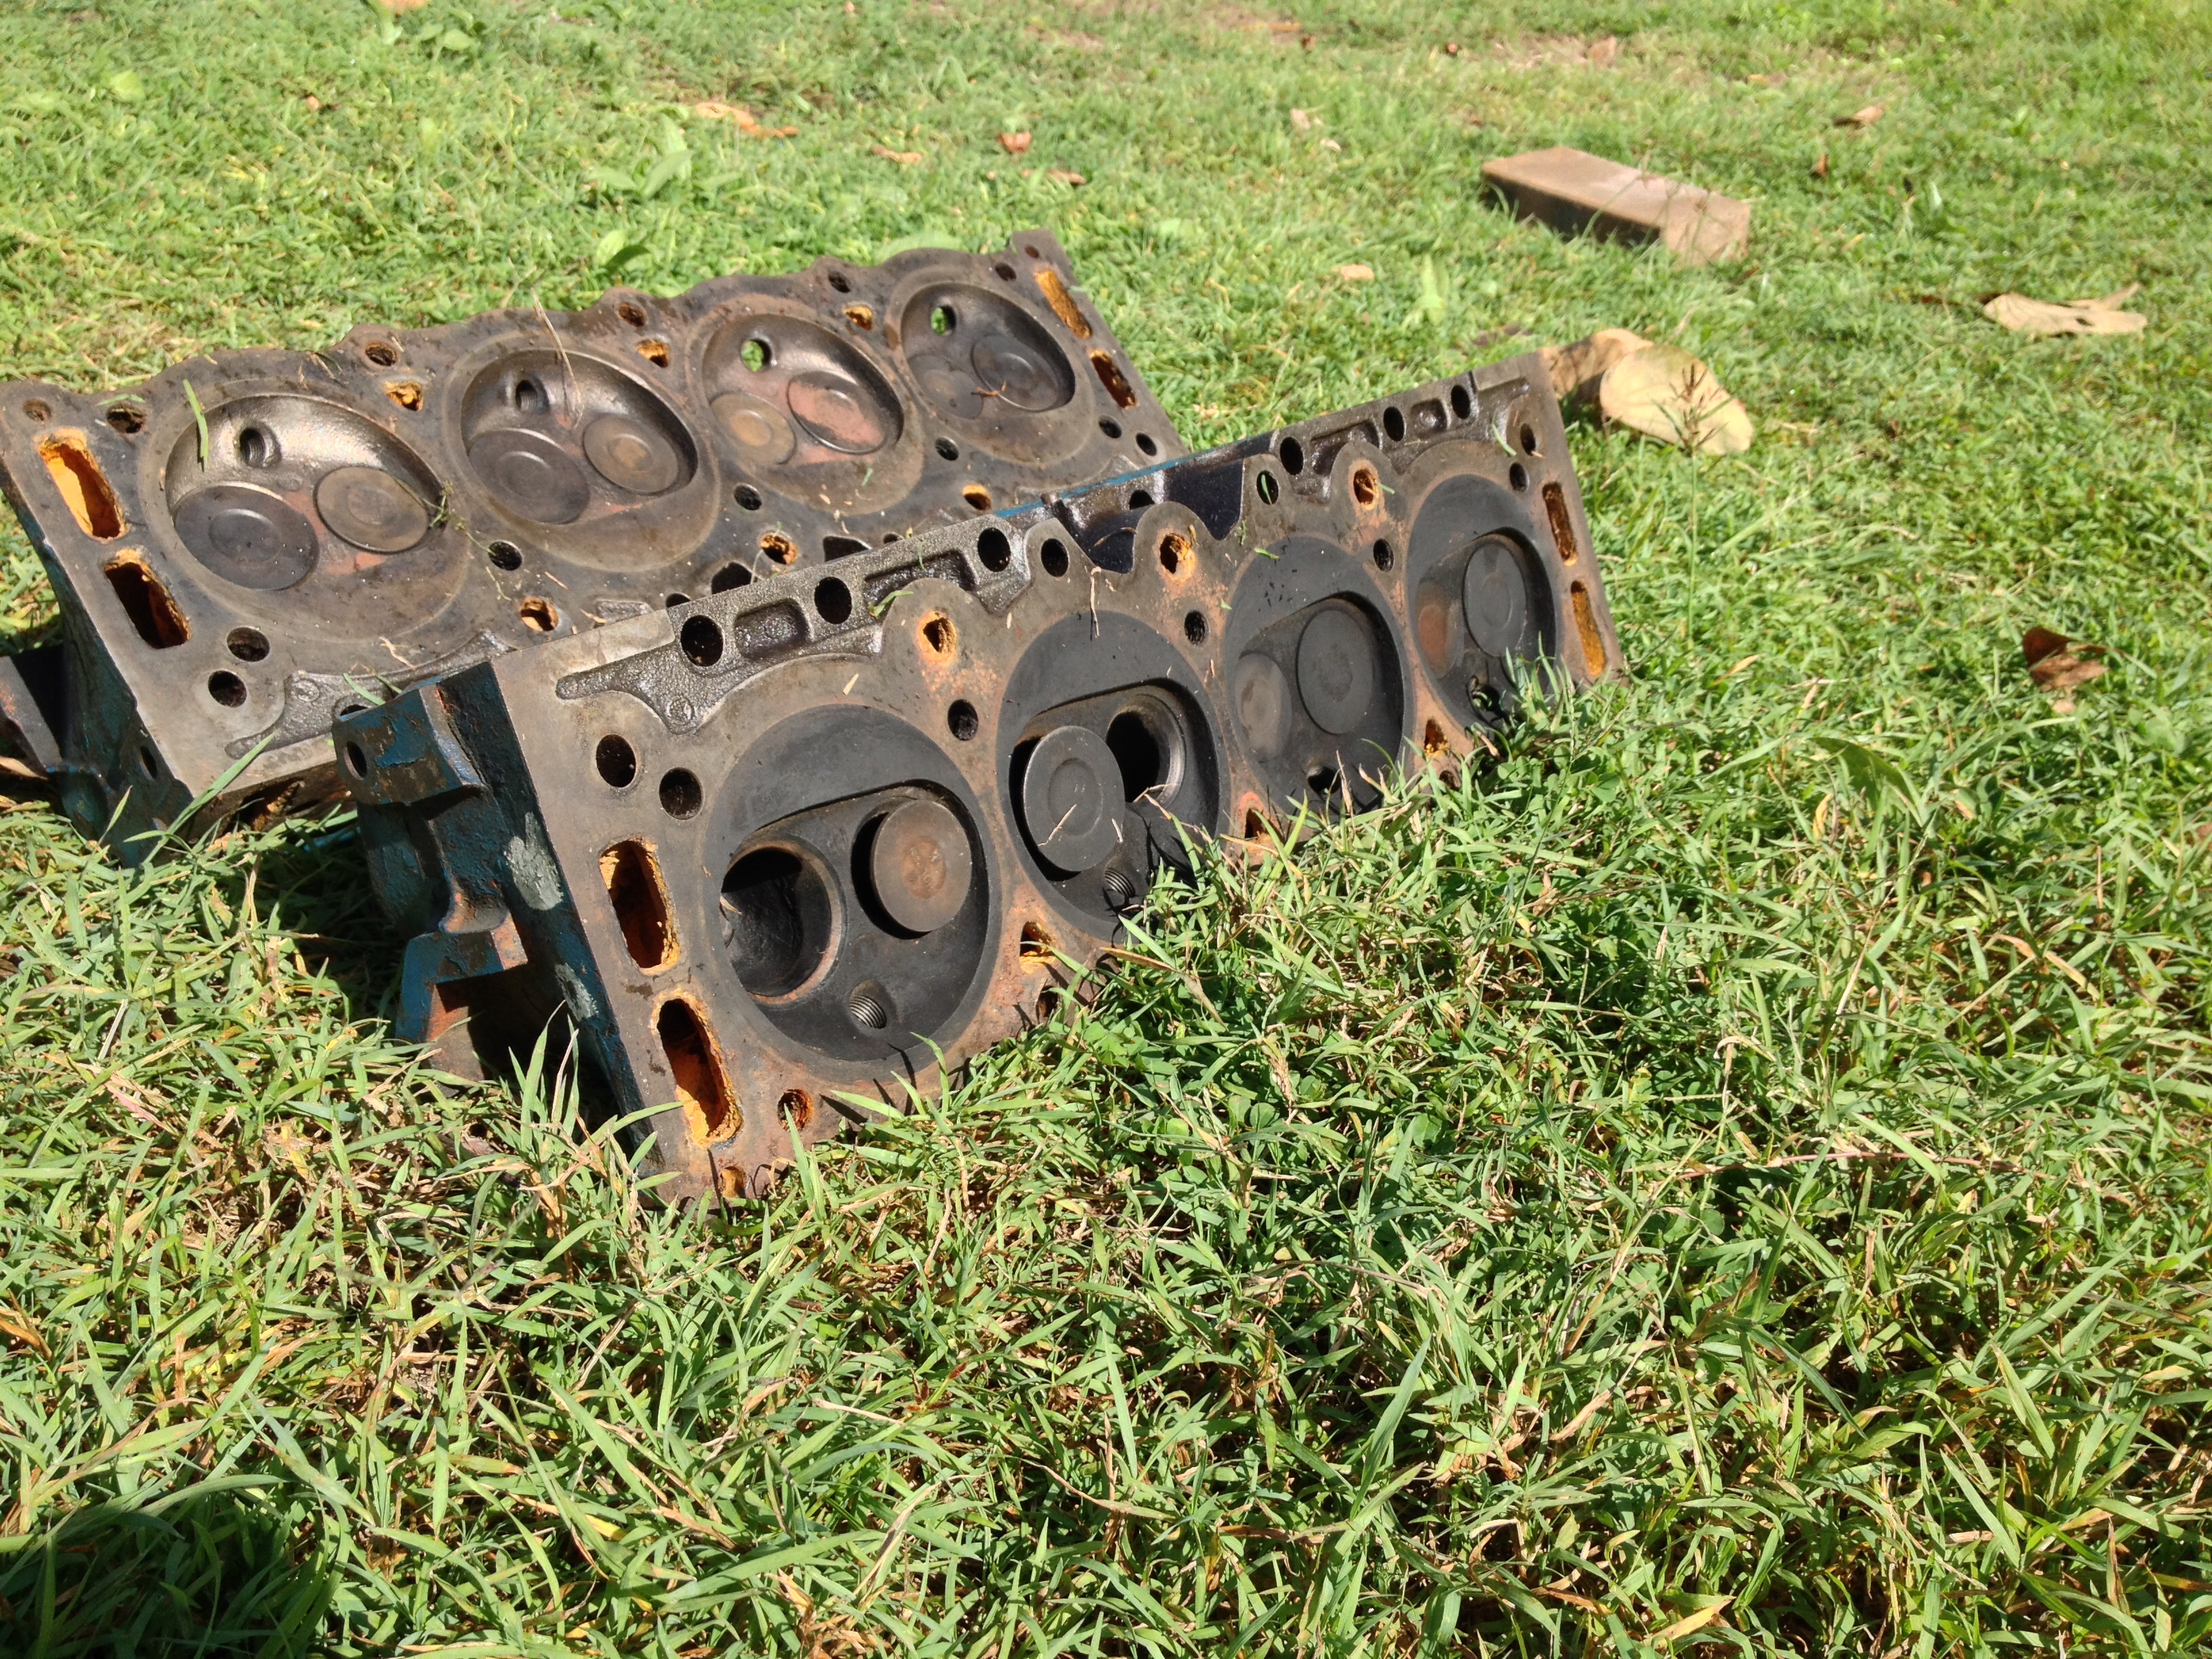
[865, 796, 973, 934]
[468, 427, 590, 524]
[1295, 605, 1378, 735]
[1019, 724, 1124, 875]
[172, 484, 319, 590]
[1462, 537, 1532, 657]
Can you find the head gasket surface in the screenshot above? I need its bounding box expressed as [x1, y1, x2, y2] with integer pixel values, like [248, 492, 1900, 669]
[337, 352, 1620, 1202]
[0, 231, 1179, 857]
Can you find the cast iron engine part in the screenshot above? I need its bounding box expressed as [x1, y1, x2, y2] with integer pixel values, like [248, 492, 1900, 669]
[337, 352, 1620, 1202]
[0, 230, 1179, 859]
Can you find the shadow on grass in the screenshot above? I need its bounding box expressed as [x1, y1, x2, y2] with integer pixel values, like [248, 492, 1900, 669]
[0, 1486, 336, 1658]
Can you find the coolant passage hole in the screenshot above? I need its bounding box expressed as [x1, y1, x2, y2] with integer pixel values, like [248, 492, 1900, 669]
[722, 846, 836, 998]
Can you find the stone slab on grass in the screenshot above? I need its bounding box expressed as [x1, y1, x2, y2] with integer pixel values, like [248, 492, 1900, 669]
[1481, 146, 1750, 266]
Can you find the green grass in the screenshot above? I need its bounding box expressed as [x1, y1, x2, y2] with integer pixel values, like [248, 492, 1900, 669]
[2, 0, 2211, 1652]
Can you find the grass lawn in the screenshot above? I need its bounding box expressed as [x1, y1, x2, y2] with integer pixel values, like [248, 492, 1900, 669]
[2, 0, 2211, 1652]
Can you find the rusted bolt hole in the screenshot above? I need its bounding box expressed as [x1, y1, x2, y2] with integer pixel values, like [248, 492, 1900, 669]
[636, 339, 670, 367]
[1423, 719, 1449, 756]
[226, 626, 269, 661]
[22, 400, 49, 423]
[596, 734, 638, 788]
[487, 541, 523, 571]
[1183, 609, 1207, 644]
[206, 671, 245, 708]
[363, 340, 400, 367]
[680, 615, 724, 666]
[519, 596, 558, 632]
[1158, 531, 1191, 577]
[1019, 921, 1054, 960]
[659, 769, 702, 819]
[106, 406, 144, 435]
[1350, 464, 1380, 509]
[779, 1089, 814, 1130]
[962, 483, 994, 513]
[762, 531, 798, 565]
[617, 300, 647, 327]
[844, 304, 874, 331]
[947, 699, 979, 741]
[1040, 538, 1069, 577]
[920, 613, 956, 658]
[386, 381, 424, 411]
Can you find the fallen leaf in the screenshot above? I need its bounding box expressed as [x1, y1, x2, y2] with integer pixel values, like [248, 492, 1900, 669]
[1334, 263, 1375, 281]
[1835, 102, 1885, 128]
[1321, 137, 1341, 152]
[304, 94, 325, 112]
[1588, 35, 1619, 68]
[1444, 41, 1461, 57]
[1984, 290, 2146, 337]
[1646, 1598, 1733, 1645]
[695, 102, 796, 138]
[1537, 327, 1652, 401]
[998, 131, 1032, 155]
[1290, 107, 1313, 131]
[1811, 150, 1829, 179]
[1046, 167, 1085, 186]
[380, 0, 429, 9]
[2022, 626, 2108, 695]
[872, 144, 925, 165]
[1598, 343, 1755, 455]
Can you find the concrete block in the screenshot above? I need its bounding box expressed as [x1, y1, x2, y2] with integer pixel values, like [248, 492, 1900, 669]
[1481, 146, 1750, 266]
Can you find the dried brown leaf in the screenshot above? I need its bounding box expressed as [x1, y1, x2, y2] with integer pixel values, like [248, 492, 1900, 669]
[1538, 327, 1651, 401]
[1598, 344, 1754, 455]
[1290, 107, 1313, 131]
[872, 144, 924, 165]
[1046, 167, 1085, 186]
[0, 1307, 49, 1359]
[1587, 35, 1619, 68]
[1835, 103, 1885, 128]
[1984, 291, 2146, 338]
[2022, 627, 2108, 693]
[998, 130, 1031, 155]
[1334, 262, 1374, 281]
